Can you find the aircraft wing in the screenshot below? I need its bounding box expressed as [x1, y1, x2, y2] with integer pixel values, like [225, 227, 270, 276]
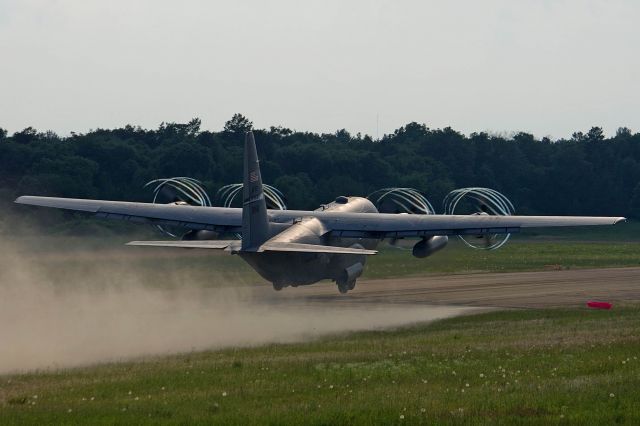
[307, 212, 626, 238]
[15, 196, 243, 232]
[15, 196, 625, 239]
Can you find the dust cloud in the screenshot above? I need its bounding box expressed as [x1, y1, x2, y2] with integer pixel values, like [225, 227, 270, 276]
[0, 236, 473, 374]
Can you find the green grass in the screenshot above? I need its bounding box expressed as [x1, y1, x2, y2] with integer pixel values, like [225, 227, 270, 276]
[2, 306, 640, 425]
[363, 239, 640, 279]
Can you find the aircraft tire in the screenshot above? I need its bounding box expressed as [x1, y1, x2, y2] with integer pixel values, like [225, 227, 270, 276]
[272, 282, 284, 291]
[336, 279, 351, 294]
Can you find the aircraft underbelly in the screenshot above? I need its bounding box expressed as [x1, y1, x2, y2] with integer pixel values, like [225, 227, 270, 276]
[239, 251, 330, 285]
[239, 247, 373, 286]
[240, 197, 380, 286]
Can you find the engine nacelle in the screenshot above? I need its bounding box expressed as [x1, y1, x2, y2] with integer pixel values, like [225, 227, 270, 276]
[412, 235, 449, 258]
[181, 230, 220, 241]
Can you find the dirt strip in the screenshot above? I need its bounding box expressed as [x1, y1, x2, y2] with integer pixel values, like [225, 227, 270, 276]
[258, 267, 640, 308]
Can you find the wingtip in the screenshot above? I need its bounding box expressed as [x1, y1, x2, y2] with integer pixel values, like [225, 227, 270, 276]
[614, 217, 627, 225]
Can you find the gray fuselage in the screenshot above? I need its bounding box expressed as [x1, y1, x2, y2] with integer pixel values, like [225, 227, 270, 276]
[239, 196, 379, 289]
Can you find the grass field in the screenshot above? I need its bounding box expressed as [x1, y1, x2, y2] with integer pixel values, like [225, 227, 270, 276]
[1, 305, 639, 425]
[364, 239, 640, 279]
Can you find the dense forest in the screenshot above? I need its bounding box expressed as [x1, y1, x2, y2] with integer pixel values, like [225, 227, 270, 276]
[1, 114, 640, 231]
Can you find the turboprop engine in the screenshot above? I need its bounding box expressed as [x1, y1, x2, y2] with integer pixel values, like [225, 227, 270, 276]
[412, 235, 449, 258]
[443, 187, 515, 250]
[145, 177, 213, 238]
[145, 177, 288, 240]
[181, 230, 220, 241]
[367, 187, 438, 249]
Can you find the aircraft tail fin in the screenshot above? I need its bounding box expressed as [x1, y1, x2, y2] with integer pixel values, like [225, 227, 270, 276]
[242, 131, 270, 250]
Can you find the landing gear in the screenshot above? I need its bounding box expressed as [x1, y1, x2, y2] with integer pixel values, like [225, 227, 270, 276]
[272, 282, 284, 291]
[336, 279, 356, 294]
[335, 261, 363, 294]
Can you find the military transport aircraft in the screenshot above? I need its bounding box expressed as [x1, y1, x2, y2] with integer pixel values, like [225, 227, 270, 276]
[16, 132, 626, 293]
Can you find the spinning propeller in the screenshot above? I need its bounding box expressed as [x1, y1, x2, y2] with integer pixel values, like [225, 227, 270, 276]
[145, 177, 212, 237]
[443, 187, 515, 250]
[367, 188, 435, 249]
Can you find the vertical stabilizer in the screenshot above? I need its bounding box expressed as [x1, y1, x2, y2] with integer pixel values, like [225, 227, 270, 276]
[242, 131, 270, 250]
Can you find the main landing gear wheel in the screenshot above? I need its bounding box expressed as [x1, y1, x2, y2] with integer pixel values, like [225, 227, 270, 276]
[272, 282, 284, 291]
[337, 279, 356, 294]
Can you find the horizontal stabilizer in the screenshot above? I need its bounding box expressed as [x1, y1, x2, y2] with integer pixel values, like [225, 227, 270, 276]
[126, 240, 375, 255]
[259, 242, 377, 255]
[126, 240, 241, 250]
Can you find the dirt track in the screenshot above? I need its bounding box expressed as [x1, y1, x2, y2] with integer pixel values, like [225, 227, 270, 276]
[262, 267, 640, 309]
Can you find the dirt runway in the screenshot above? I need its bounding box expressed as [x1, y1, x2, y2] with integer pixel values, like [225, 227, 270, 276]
[259, 267, 640, 309]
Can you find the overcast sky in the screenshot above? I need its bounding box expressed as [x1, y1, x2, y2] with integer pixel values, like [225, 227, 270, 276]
[1, 0, 638, 138]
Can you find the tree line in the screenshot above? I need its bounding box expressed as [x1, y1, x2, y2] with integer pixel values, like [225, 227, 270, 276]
[1, 114, 639, 230]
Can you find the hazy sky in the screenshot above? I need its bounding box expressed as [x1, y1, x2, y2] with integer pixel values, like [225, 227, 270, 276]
[1, 0, 639, 138]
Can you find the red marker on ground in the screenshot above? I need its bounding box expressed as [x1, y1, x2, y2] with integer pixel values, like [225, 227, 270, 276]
[587, 301, 613, 310]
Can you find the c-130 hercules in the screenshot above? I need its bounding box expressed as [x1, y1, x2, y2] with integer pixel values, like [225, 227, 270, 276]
[16, 132, 625, 293]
